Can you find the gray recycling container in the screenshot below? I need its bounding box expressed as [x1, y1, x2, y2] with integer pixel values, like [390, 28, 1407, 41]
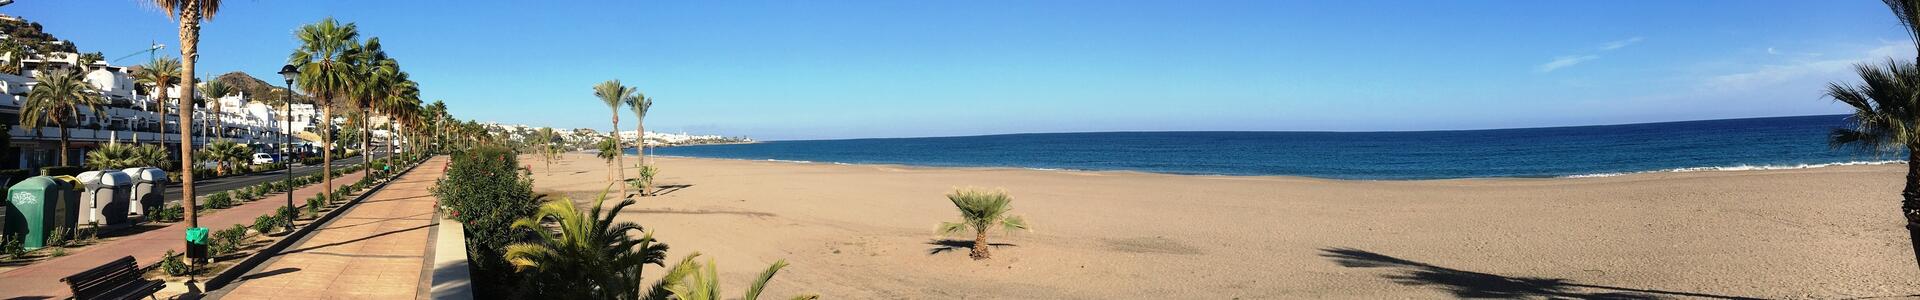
[122, 167, 165, 219]
[77, 170, 132, 226]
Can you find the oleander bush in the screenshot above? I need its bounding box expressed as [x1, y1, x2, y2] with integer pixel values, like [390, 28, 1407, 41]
[435, 146, 539, 297]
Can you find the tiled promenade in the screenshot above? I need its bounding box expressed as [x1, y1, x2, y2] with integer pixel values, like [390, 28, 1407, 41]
[0, 170, 371, 299]
[216, 156, 447, 300]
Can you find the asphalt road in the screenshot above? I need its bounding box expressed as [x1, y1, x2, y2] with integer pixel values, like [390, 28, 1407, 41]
[159, 152, 392, 204]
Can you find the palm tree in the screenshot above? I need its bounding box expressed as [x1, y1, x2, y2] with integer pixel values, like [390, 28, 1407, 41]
[133, 144, 171, 168]
[290, 17, 359, 201]
[1830, 59, 1920, 270]
[86, 143, 140, 170]
[597, 137, 619, 163]
[644, 253, 815, 300]
[624, 92, 653, 196]
[131, 57, 180, 137]
[347, 37, 392, 179]
[594, 80, 635, 198]
[197, 140, 248, 176]
[23, 69, 104, 167]
[936, 189, 1030, 260]
[504, 189, 669, 300]
[201, 80, 231, 140]
[535, 127, 560, 173]
[148, 0, 222, 229]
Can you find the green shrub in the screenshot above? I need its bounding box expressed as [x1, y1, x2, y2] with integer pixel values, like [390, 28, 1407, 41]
[210, 225, 248, 258]
[160, 250, 191, 276]
[251, 214, 279, 235]
[0, 169, 30, 186]
[37, 166, 86, 177]
[306, 196, 325, 217]
[150, 203, 183, 222]
[44, 227, 68, 247]
[276, 206, 295, 228]
[2, 236, 24, 258]
[433, 146, 539, 297]
[301, 156, 322, 166]
[205, 192, 233, 209]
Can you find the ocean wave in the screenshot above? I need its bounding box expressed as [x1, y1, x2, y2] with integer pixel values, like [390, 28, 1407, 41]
[762, 159, 816, 164]
[1563, 160, 1906, 178]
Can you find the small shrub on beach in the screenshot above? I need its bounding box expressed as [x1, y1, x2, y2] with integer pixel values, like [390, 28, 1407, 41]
[936, 189, 1030, 260]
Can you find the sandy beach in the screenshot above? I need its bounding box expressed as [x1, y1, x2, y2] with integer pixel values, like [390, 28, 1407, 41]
[523, 152, 1920, 299]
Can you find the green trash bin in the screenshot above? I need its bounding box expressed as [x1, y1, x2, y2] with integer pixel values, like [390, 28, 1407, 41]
[185, 226, 209, 263]
[6, 176, 80, 250]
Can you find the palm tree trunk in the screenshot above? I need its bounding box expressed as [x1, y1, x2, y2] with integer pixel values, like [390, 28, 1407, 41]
[1904, 150, 1920, 271]
[58, 125, 69, 166]
[177, 6, 202, 229]
[612, 111, 626, 199]
[645, 120, 652, 196]
[322, 105, 334, 203]
[971, 229, 990, 260]
[361, 105, 371, 180]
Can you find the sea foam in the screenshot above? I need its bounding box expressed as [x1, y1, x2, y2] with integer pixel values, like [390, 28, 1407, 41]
[1563, 160, 1905, 178]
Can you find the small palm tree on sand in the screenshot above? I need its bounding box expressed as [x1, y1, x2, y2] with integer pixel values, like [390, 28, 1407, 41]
[648, 253, 818, 300]
[505, 188, 669, 300]
[937, 189, 1030, 260]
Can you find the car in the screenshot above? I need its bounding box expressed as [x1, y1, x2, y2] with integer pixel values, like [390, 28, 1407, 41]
[252, 153, 278, 165]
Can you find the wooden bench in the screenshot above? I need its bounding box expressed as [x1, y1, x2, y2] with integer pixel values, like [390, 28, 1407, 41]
[60, 256, 163, 300]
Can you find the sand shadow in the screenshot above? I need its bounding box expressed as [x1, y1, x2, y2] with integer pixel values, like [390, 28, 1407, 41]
[1319, 247, 1764, 300]
[925, 239, 1017, 255]
[647, 184, 694, 197]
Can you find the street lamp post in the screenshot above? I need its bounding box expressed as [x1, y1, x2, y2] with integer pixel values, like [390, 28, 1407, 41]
[279, 64, 299, 232]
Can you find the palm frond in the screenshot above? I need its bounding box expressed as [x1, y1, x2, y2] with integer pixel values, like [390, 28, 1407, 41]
[743, 259, 789, 300]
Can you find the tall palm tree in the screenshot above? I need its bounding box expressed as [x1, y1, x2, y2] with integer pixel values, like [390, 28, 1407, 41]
[535, 127, 560, 173]
[624, 92, 653, 196]
[148, 0, 221, 229]
[23, 69, 104, 167]
[290, 18, 359, 200]
[936, 189, 1030, 260]
[201, 80, 231, 139]
[504, 189, 669, 300]
[427, 100, 447, 152]
[594, 80, 635, 198]
[1831, 59, 1920, 270]
[131, 57, 180, 138]
[347, 37, 391, 178]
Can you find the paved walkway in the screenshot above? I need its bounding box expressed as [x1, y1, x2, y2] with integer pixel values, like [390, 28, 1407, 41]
[217, 156, 447, 300]
[0, 169, 372, 299]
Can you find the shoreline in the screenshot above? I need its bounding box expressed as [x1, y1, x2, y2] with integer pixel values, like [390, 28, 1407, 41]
[633, 152, 1910, 182]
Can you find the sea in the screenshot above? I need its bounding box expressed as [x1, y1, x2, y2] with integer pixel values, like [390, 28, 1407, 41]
[643, 114, 1902, 180]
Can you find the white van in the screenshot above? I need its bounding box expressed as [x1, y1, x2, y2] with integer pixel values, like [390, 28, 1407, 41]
[252, 153, 277, 165]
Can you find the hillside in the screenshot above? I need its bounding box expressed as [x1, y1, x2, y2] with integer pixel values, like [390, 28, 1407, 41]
[214, 71, 310, 106]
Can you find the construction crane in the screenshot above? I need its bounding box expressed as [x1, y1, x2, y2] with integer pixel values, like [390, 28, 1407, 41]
[112, 42, 165, 64]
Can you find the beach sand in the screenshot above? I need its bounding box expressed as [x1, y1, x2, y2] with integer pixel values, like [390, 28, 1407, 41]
[523, 152, 1920, 299]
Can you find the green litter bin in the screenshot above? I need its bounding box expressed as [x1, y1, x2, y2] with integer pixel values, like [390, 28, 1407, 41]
[185, 226, 209, 262]
[6, 176, 80, 249]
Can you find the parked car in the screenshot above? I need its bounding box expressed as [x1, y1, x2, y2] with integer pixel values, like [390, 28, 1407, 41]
[252, 153, 278, 165]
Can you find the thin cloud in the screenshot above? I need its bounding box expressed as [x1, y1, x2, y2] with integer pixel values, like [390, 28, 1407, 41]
[1537, 55, 1599, 73]
[1601, 37, 1644, 51]
[1700, 43, 1909, 92]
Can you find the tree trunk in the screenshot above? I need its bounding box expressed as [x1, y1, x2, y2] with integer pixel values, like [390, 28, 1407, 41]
[637, 121, 648, 197]
[612, 111, 626, 198]
[322, 105, 334, 202]
[57, 125, 68, 166]
[361, 104, 371, 180]
[1904, 150, 1920, 271]
[971, 229, 990, 260]
[177, 6, 201, 229]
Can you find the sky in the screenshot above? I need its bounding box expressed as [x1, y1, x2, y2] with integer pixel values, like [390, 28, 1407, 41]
[8, 1, 1914, 140]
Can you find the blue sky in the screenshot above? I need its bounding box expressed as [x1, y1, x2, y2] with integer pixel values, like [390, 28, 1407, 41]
[9, 1, 1913, 140]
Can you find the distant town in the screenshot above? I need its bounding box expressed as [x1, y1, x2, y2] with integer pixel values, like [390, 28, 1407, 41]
[482, 123, 752, 151]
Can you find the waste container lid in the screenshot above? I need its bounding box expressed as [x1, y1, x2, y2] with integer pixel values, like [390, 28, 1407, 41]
[49, 176, 80, 190]
[120, 168, 165, 182]
[185, 227, 209, 244]
[8, 176, 57, 191]
[96, 171, 130, 186]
